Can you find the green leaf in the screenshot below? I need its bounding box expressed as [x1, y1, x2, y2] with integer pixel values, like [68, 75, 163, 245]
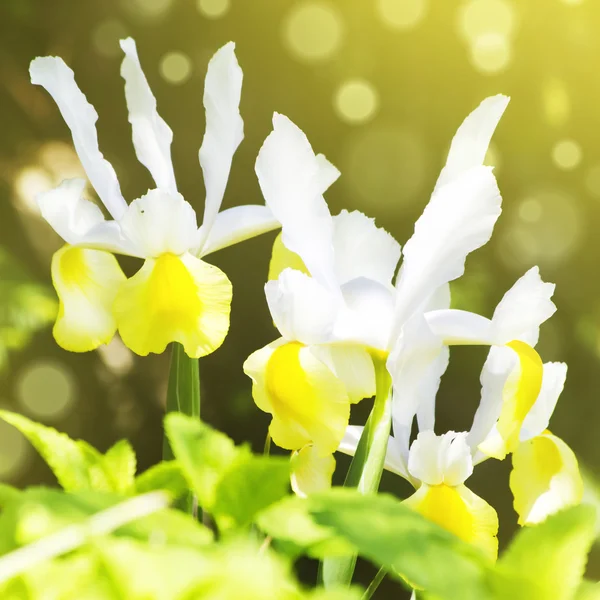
[0, 248, 57, 370]
[491, 505, 597, 600]
[311, 489, 493, 600]
[102, 440, 137, 493]
[164, 413, 238, 510]
[575, 581, 600, 600]
[0, 411, 138, 494]
[135, 461, 189, 499]
[213, 453, 290, 530]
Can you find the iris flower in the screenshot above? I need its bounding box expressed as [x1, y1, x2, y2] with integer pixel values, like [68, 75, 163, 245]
[32, 39, 278, 357]
[244, 95, 508, 493]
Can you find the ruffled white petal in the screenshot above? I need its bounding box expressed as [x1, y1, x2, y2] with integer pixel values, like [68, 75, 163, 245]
[120, 38, 177, 195]
[37, 179, 141, 256]
[408, 431, 473, 487]
[393, 166, 502, 339]
[309, 344, 376, 404]
[265, 269, 340, 346]
[520, 362, 568, 442]
[435, 95, 509, 189]
[30, 57, 127, 220]
[332, 210, 401, 286]
[489, 267, 556, 346]
[119, 189, 198, 257]
[255, 113, 337, 288]
[197, 205, 280, 257]
[197, 42, 244, 251]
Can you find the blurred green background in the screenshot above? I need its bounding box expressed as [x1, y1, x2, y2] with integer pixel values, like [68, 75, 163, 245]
[1, 0, 599, 595]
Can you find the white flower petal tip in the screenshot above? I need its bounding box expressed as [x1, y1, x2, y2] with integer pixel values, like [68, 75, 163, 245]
[510, 432, 583, 526]
[408, 430, 473, 487]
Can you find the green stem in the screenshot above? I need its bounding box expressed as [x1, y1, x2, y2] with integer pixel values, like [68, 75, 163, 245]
[362, 567, 386, 600]
[264, 432, 271, 456]
[321, 359, 393, 588]
[163, 342, 200, 515]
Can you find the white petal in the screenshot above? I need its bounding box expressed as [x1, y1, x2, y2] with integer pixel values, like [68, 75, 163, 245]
[490, 267, 556, 346]
[255, 113, 337, 289]
[37, 179, 141, 256]
[265, 269, 340, 345]
[520, 362, 567, 441]
[408, 430, 473, 486]
[435, 95, 509, 189]
[393, 166, 502, 338]
[197, 205, 280, 257]
[119, 190, 198, 257]
[197, 42, 244, 251]
[388, 314, 445, 463]
[332, 210, 401, 286]
[30, 57, 127, 220]
[425, 309, 493, 345]
[337, 426, 410, 480]
[120, 38, 177, 195]
[334, 278, 395, 350]
[314, 154, 341, 192]
[309, 345, 376, 404]
[416, 346, 450, 433]
[468, 345, 518, 457]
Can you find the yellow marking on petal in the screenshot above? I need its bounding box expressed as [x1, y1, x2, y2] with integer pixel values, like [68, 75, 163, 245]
[290, 445, 336, 497]
[510, 432, 583, 526]
[114, 252, 232, 358]
[262, 342, 350, 453]
[268, 232, 309, 281]
[479, 340, 544, 460]
[51, 244, 126, 352]
[405, 483, 499, 560]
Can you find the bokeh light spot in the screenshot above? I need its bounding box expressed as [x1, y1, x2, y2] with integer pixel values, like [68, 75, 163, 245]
[542, 78, 570, 127]
[334, 79, 379, 125]
[458, 0, 516, 42]
[14, 168, 54, 214]
[197, 0, 230, 18]
[0, 419, 30, 480]
[470, 33, 511, 74]
[123, 0, 173, 19]
[552, 139, 582, 170]
[561, 0, 584, 4]
[499, 189, 582, 268]
[376, 0, 428, 30]
[343, 124, 428, 213]
[159, 52, 192, 85]
[92, 20, 128, 58]
[97, 336, 135, 376]
[283, 2, 343, 63]
[17, 361, 76, 422]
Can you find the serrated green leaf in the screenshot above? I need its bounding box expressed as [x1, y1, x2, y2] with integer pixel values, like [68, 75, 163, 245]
[309, 489, 493, 600]
[135, 461, 189, 499]
[491, 505, 597, 600]
[102, 440, 137, 494]
[164, 413, 238, 510]
[213, 453, 290, 530]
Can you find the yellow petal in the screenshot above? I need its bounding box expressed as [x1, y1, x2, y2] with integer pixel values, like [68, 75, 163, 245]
[404, 483, 499, 561]
[510, 432, 583, 526]
[114, 252, 232, 358]
[290, 444, 336, 497]
[244, 341, 350, 453]
[51, 244, 126, 352]
[268, 232, 309, 281]
[479, 340, 544, 460]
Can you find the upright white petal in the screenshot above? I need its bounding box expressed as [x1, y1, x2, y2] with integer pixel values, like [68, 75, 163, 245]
[255, 113, 338, 289]
[197, 42, 244, 251]
[426, 309, 493, 345]
[265, 269, 340, 345]
[37, 179, 141, 256]
[467, 345, 518, 457]
[393, 166, 502, 340]
[120, 38, 177, 195]
[30, 57, 127, 220]
[490, 267, 556, 346]
[388, 314, 445, 463]
[520, 362, 568, 441]
[435, 95, 509, 189]
[416, 348, 450, 432]
[332, 210, 401, 286]
[197, 205, 280, 257]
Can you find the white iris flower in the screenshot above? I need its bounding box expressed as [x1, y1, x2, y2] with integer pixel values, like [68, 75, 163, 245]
[32, 39, 279, 357]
